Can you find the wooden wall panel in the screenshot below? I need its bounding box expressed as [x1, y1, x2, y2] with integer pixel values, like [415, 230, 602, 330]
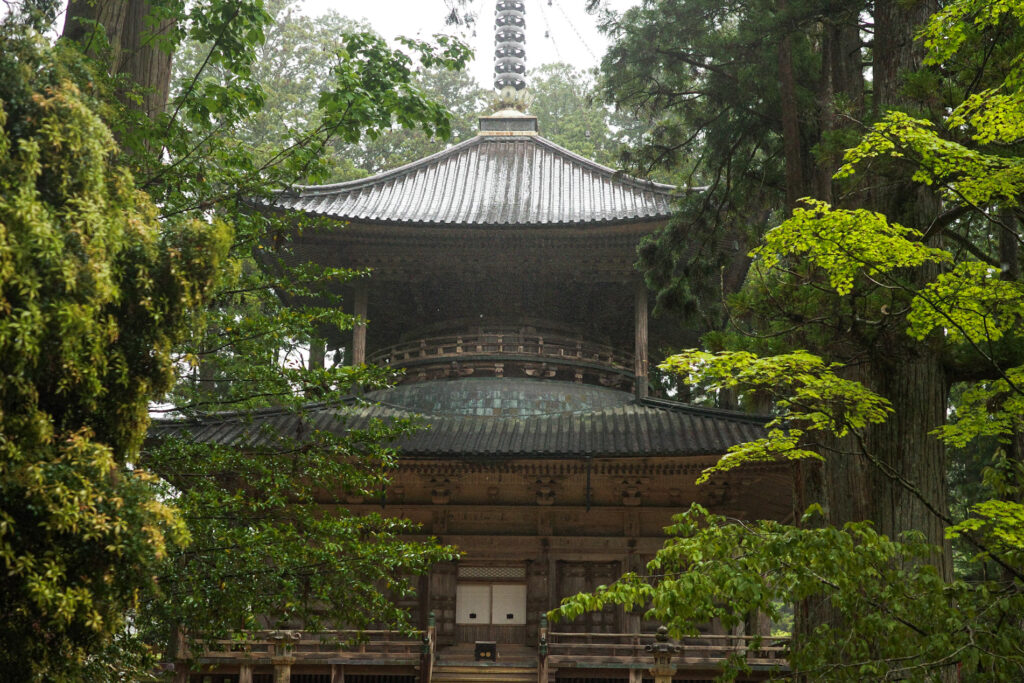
[555, 561, 623, 633]
[454, 624, 526, 644]
[429, 563, 457, 645]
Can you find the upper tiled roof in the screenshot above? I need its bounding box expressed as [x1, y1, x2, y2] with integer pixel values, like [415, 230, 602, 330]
[149, 395, 765, 459]
[260, 134, 676, 227]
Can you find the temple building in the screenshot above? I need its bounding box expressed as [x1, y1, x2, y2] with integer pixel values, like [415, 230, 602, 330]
[164, 2, 792, 681]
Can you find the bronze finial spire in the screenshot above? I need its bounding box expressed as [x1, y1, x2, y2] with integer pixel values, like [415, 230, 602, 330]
[494, 1, 526, 91]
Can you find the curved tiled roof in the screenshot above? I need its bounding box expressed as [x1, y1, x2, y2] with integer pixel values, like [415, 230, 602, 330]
[149, 395, 765, 459]
[261, 135, 676, 227]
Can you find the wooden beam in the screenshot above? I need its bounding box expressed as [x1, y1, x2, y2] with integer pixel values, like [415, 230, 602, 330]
[634, 282, 649, 399]
[353, 284, 368, 365]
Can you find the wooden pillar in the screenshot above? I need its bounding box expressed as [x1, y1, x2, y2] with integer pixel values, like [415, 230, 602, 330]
[353, 284, 368, 365]
[172, 626, 189, 683]
[634, 281, 649, 399]
[547, 545, 557, 620]
[331, 664, 345, 683]
[305, 337, 326, 398]
[308, 338, 325, 370]
[239, 663, 253, 683]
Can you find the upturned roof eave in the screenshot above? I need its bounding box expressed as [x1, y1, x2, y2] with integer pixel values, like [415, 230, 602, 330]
[528, 135, 677, 194]
[255, 133, 681, 226]
[146, 393, 769, 460]
[279, 134, 678, 199]
[279, 135, 487, 198]
[252, 201, 676, 230]
[148, 394, 769, 437]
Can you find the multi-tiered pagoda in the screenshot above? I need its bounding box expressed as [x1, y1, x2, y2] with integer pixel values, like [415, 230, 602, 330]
[166, 3, 791, 682]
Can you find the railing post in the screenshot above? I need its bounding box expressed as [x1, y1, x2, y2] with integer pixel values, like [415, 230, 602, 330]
[538, 613, 548, 683]
[645, 626, 680, 683]
[172, 626, 189, 683]
[420, 612, 435, 683]
[272, 656, 295, 683]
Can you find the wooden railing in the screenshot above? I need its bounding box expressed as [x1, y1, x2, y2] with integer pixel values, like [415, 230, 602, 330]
[543, 630, 789, 668]
[367, 330, 634, 374]
[197, 628, 424, 662]
[420, 614, 436, 683]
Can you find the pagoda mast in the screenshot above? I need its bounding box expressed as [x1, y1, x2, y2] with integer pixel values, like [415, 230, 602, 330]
[494, 0, 527, 91]
[490, 0, 650, 398]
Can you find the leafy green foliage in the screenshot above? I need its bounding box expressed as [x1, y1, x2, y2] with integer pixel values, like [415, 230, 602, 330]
[934, 368, 1024, 449]
[3, 0, 475, 676]
[562, 0, 1024, 679]
[948, 499, 1024, 564]
[529, 63, 625, 167]
[605, 0, 862, 321]
[837, 111, 1024, 207]
[661, 350, 891, 481]
[756, 199, 951, 296]
[554, 504, 1024, 681]
[920, 0, 1024, 67]
[172, 2, 370, 181]
[350, 65, 488, 174]
[131, 11, 471, 673]
[319, 32, 467, 147]
[0, 28, 228, 679]
[908, 262, 1024, 344]
[144, 419, 457, 642]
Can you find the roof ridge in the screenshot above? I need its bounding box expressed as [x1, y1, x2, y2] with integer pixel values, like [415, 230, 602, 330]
[149, 396, 770, 457]
[281, 136, 485, 198]
[148, 396, 361, 426]
[276, 134, 677, 201]
[637, 396, 771, 424]
[152, 396, 771, 429]
[529, 135, 676, 195]
[364, 397, 770, 426]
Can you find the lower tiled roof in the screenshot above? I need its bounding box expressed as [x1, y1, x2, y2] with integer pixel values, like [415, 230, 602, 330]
[150, 396, 766, 458]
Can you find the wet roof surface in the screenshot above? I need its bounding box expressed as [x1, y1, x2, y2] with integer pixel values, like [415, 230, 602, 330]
[151, 385, 766, 459]
[261, 135, 676, 227]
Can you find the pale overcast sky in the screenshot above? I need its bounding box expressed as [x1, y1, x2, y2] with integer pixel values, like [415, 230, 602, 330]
[303, 0, 640, 90]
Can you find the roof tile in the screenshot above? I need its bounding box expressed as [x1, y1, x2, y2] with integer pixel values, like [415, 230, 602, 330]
[261, 136, 675, 226]
[151, 398, 766, 459]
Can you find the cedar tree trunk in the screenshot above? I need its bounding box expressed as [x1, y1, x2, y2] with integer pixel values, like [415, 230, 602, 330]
[63, 0, 175, 120]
